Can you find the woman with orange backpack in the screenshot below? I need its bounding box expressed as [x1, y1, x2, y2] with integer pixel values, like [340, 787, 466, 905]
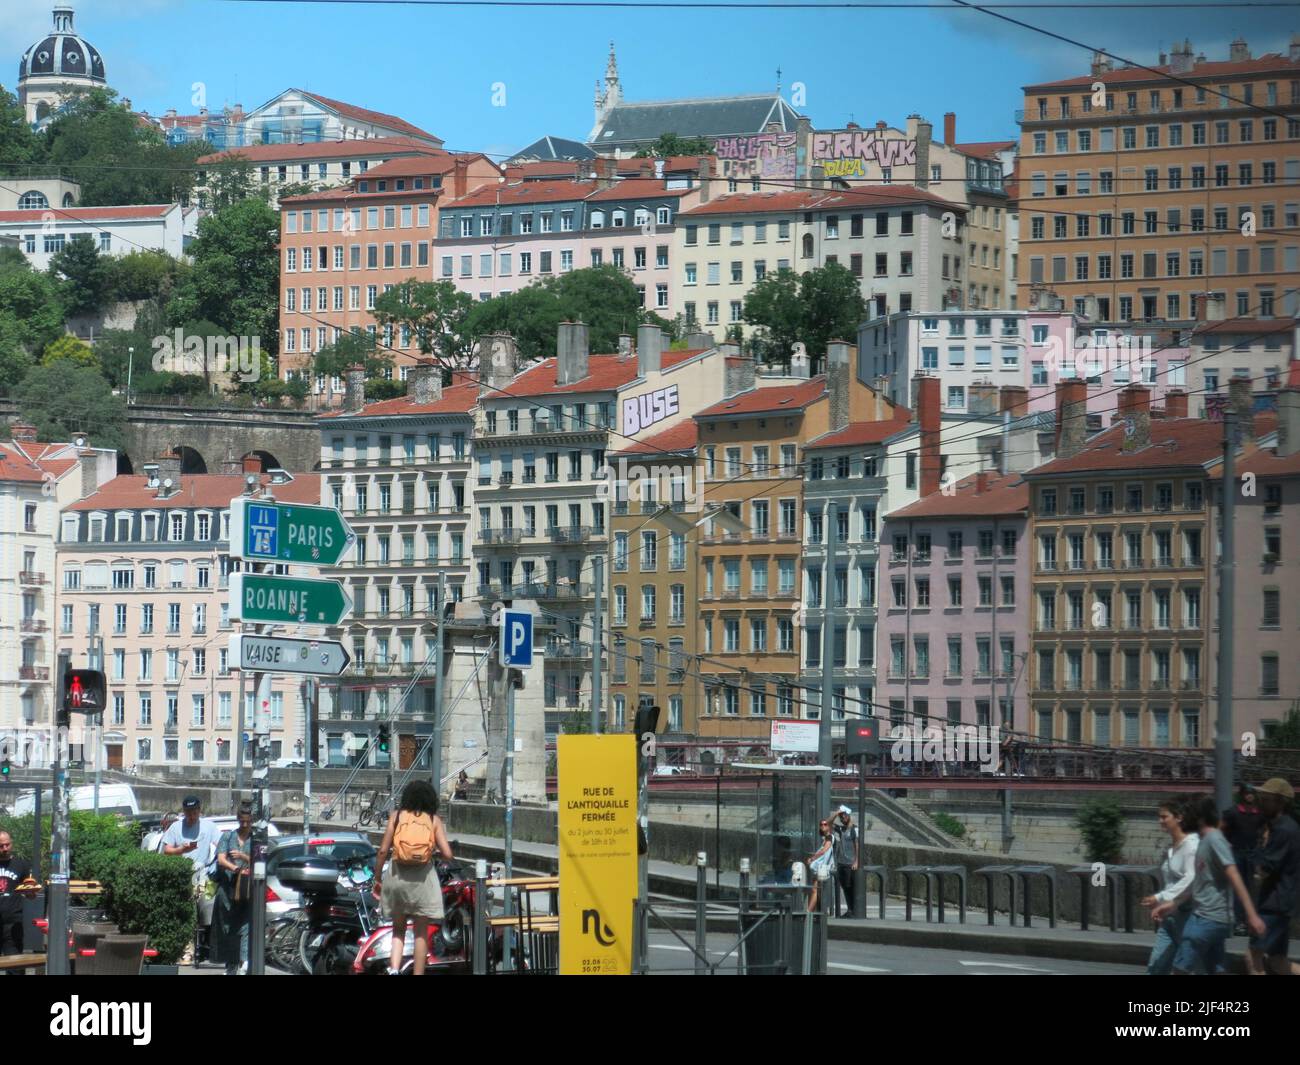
[373, 780, 453, 975]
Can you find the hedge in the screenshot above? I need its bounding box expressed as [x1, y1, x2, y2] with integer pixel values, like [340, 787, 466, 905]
[106, 851, 196, 965]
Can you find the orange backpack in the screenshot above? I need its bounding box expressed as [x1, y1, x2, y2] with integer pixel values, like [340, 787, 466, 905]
[392, 811, 435, 866]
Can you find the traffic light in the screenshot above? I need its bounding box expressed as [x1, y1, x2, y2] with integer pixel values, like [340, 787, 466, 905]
[376, 724, 390, 754]
[634, 703, 662, 739]
[1, 758, 11, 778]
[845, 719, 882, 758]
[62, 669, 106, 715]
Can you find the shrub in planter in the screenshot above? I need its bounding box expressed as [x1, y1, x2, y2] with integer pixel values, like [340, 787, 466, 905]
[106, 851, 195, 964]
[1074, 797, 1127, 864]
[71, 812, 142, 883]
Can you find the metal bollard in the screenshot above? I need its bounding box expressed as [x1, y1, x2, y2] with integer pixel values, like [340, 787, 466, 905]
[473, 859, 488, 975]
[737, 858, 750, 976]
[818, 866, 832, 975]
[695, 852, 708, 976]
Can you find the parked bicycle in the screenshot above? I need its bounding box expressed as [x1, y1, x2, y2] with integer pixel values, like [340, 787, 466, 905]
[353, 790, 386, 829]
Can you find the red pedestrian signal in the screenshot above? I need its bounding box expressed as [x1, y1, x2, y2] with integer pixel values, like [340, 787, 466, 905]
[61, 669, 106, 715]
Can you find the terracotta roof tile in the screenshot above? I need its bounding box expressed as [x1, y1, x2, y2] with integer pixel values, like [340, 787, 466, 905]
[610, 420, 699, 456]
[805, 416, 912, 450]
[501, 350, 705, 398]
[319, 381, 479, 419]
[297, 92, 439, 143]
[587, 179, 678, 202]
[1027, 418, 1223, 477]
[361, 153, 488, 180]
[888, 472, 1029, 519]
[1025, 52, 1298, 91]
[1195, 318, 1294, 335]
[446, 179, 596, 209]
[695, 377, 827, 417]
[0, 205, 172, 223]
[71, 473, 321, 512]
[954, 141, 1017, 159]
[196, 136, 442, 166]
[681, 184, 961, 217]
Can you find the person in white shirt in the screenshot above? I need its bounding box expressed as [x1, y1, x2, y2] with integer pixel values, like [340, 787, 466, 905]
[1141, 796, 1198, 975]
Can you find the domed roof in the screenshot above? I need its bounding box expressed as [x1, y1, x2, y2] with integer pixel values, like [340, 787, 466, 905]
[19, 7, 105, 85]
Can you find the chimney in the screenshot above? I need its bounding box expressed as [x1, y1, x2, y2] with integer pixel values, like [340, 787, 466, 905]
[407, 358, 442, 404]
[1291, 33, 1300, 64]
[10, 422, 36, 442]
[142, 462, 160, 488]
[1090, 51, 1112, 76]
[478, 333, 519, 396]
[1158, 52, 1167, 66]
[1054, 379, 1088, 459]
[999, 385, 1029, 417]
[1229, 37, 1249, 63]
[636, 323, 663, 375]
[790, 346, 810, 379]
[344, 364, 366, 412]
[1277, 383, 1300, 457]
[598, 157, 617, 190]
[1228, 375, 1254, 439]
[1163, 389, 1188, 419]
[810, 163, 825, 189]
[1118, 385, 1151, 449]
[78, 450, 98, 500]
[155, 451, 182, 492]
[573, 159, 585, 182]
[1171, 39, 1195, 74]
[242, 456, 262, 475]
[697, 157, 712, 204]
[504, 163, 523, 182]
[452, 156, 470, 199]
[654, 158, 665, 180]
[685, 330, 714, 350]
[914, 118, 932, 190]
[556, 321, 590, 386]
[872, 375, 892, 421]
[914, 374, 941, 497]
[976, 470, 991, 495]
[220, 446, 242, 477]
[969, 380, 998, 415]
[723, 343, 755, 396]
[943, 112, 956, 146]
[617, 333, 633, 360]
[826, 340, 852, 432]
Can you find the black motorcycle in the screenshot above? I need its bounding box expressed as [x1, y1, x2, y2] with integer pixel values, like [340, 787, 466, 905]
[277, 854, 379, 975]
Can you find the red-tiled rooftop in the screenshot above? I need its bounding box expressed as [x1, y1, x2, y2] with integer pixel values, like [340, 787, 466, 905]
[298, 91, 439, 143]
[805, 415, 912, 450]
[681, 184, 962, 217]
[196, 135, 443, 166]
[448, 179, 597, 209]
[0, 445, 77, 483]
[71, 473, 321, 511]
[695, 377, 827, 418]
[888, 472, 1029, 519]
[362, 153, 490, 181]
[1027, 419, 1224, 477]
[502, 350, 705, 398]
[319, 381, 478, 419]
[1193, 319, 1295, 336]
[587, 179, 678, 202]
[1025, 52, 1299, 91]
[611, 420, 699, 456]
[0, 205, 172, 223]
[954, 141, 1016, 159]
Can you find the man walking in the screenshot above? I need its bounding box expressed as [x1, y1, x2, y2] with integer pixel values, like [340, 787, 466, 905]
[1221, 784, 1262, 934]
[0, 831, 39, 973]
[830, 806, 859, 918]
[1248, 778, 1300, 976]
[162, 795, 220, 964]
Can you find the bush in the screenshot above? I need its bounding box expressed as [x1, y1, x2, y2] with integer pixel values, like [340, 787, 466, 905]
[106, 850, 196, 964]
[69, 812, 142, 884]
[1075, 798, 1127, 864]
[932, 812, 966, 839]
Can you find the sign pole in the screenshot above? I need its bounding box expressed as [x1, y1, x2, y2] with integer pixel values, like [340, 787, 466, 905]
[301, 677, 316, 837]
[431, 573, 446, 797]
[503, 672, 516, 972]
[234, 669, 247, 790]
[818, 503, 837, 823]
[47, 650, 72, 976]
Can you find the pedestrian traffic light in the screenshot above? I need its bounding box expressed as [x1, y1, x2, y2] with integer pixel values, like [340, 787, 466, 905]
[845, 719, 882, 757]
[634, 703, 662, 739]
[62, 669, 106, 715]
[1, 758, 11, 778]
[377, 725, 390, 754]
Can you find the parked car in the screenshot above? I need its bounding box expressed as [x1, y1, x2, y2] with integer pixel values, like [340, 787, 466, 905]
[12, 783, 140, 817]
[271, 758, 319, 769]
[652, 765, 692, 777]
[264, 833, 377, 919]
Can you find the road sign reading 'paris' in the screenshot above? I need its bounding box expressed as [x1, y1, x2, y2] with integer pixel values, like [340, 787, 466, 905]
[229, 572, 352, 626]
[229, 634, 351, 676]
[230, 497, 356, 566]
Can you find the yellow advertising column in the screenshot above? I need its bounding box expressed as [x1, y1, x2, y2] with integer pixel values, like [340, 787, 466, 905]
[558, 733, 638, 975]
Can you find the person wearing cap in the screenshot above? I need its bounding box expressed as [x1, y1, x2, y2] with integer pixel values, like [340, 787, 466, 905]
[162, 795, 221, 965]
[830, 805, 859, 918]
[1247, 778, 1300, 976]
[1221, 783, 1263, 934]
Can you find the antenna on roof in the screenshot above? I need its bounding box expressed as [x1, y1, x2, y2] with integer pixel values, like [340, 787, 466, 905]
[776, 66, 782, 95]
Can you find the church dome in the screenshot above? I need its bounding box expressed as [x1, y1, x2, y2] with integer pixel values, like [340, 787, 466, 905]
[19, 7, 105, 86]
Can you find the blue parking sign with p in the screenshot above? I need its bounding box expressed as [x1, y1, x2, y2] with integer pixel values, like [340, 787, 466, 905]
[247, 504, 278, 558]
[500, 609, 533, 668]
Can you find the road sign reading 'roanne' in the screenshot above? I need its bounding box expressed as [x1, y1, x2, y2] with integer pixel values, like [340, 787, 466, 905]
[229, 497, 356, 566]
[229, 572, 352, 626]
[230, 634, 351, 676]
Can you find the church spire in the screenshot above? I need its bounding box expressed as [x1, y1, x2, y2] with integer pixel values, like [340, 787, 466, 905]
[605, 41, 619, 87]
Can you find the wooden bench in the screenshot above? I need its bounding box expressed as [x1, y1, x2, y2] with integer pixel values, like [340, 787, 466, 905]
[0, 953, 49, 971]
[486, 916, 559, 932]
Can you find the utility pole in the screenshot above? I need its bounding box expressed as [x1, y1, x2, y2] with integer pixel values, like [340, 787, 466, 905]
[92, 633, 104, 815]
[247, 539, 270, 975]
[1215, 410, 1237, 812]
[431, 572, 447, 796]
[48, 650, 72, 975]
[818, 503, 837, 818]
[300, 677, 316, 837]
[590, 554, 603, 734]
[503, 669, 517, 971]
[234, 669, 248, 789]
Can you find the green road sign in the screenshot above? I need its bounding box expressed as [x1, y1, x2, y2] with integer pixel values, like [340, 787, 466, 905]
[229, 497, 356, 566]
[229, 572, 352, 626]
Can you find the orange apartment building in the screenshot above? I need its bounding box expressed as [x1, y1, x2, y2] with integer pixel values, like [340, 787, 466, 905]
[1018, 37, 1300, 324]
[278, 151, 500, 399]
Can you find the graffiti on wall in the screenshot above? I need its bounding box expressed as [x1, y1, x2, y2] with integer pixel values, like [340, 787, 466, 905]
[714, 132, 797, 179]
[812, 130, 917, 179]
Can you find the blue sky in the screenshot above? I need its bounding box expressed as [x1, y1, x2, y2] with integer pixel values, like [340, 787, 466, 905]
[6, 1, 1296, 160]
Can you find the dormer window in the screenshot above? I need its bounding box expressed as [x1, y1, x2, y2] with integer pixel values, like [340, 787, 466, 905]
[612, 210, 626, 228]
[657, 206, 671, 225]
[169, 513, 186, 541]
[359, 180, 369, 193]
[591, 210, 605, 229]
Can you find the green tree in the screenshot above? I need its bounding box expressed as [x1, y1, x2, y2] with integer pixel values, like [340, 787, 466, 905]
[1074, 798, 1127, 864]
[742, 262, 865, 369]
[0, 265, 65, 354]
[374, 280, 474, 371]
[0, 314, 35, 391]
[1260, 699, 1300, 750]
[48, 233, 113, 316]
[41, 335, 97, 368]
[206, 155, 263, 209]
[0, 85, 40, 166]
[15, 361, 125, 448]
[108, 250, 187, 304]
[167, 196, 279, 363]
[312, 328, 392, 382]
[633, 133, 715, 158]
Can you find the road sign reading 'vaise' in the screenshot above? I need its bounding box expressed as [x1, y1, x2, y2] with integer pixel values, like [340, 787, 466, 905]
[230, 497, 356, 566]
[230, 634, 351, 676]
[229, 572, 352, 626]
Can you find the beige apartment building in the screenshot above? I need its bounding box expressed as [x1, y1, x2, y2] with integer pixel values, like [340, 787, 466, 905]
[1018, 38, 1300, 323]
[56, 463, 320, 771]
[1024, 382, 1217, 748]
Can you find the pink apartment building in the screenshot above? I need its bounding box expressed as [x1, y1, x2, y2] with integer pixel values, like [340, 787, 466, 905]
[56, 462, 320, 772]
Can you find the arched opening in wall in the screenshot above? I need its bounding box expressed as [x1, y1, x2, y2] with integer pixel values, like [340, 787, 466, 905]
[35, 102, 51, 122]
[243, 449, 281, 473]
[117, 452, 135, 475]
[173, 445, 208, 475]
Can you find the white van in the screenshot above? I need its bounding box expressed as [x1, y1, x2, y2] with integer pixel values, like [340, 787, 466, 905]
[10, 784, 140, 818]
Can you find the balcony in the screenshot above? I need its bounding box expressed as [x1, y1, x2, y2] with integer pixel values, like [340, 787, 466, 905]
[1182, 679, 1202, 691]
[20, 618, 47, 633]
[1123, 559, 1144, 569]
[19, 571, 46, 585]
[1123, 678, 1142, 691]
[1093, 560, 1115, 571]
[1154, 556, 1174, 569]
[1151, 679, 1171, 691]
[19, 665, 49, 681]
[481, 528, 524, 546]
[1184, 556, 1204, 568]
[549, 525, 594, 544]
[1063, 678, 1084, 691]
[1037, 561, 1058, 573]
[546, 639, 593, 661]
[1067, 560, 1086, 572]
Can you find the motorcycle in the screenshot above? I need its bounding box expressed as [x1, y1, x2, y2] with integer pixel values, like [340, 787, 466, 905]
[276, 854, 380, 975]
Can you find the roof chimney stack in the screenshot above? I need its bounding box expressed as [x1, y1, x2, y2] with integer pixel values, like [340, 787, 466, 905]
[1229, 37, 1250, 62]
[943, 112, 956, 145]
[344, 364, 366, 412]
[636, 323, 663, 376]
[556, 321, 590, 386]
[1171, 39, 1195, 74]
[1117, 385, 1152, 450]
[10, 422, 36, 443]
[1229, 375, 1255, 440]
[1054, 378, 1088, 459]
[914, 374, 941, 497]
[1163, 389, 1188, 419]
[790, 346, 810, 379]
[826, 340, 852, 432]
[407, 358, 442, 405]
[1277, 379, 1300, 457]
